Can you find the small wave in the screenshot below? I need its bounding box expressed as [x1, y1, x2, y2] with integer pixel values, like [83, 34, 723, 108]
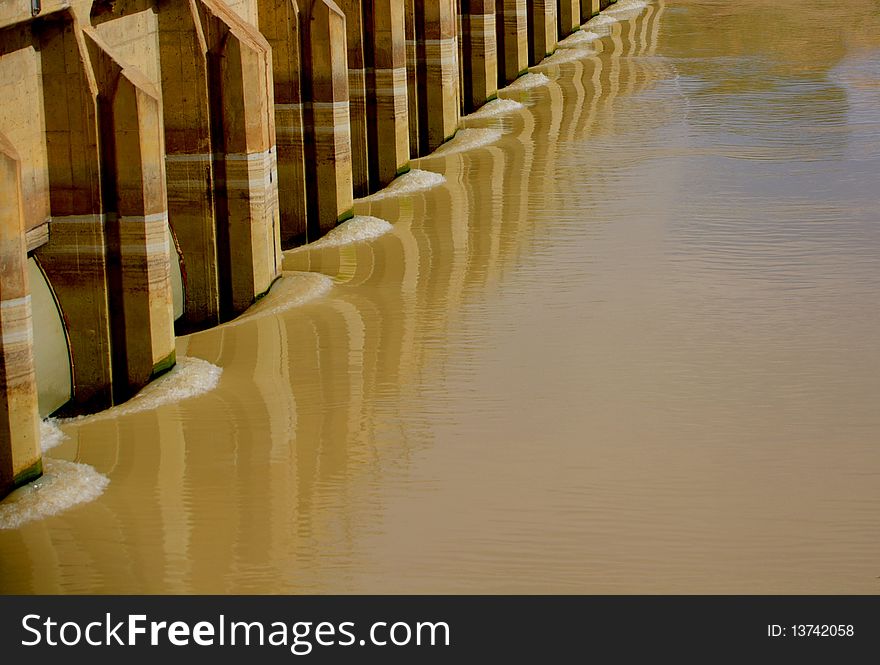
[503, 72, 551, 91]
[40, 418, 67, 453]
[464, 98, 525, 120]
[606, 0, 648, 19]
[583, 14, 618, 35]
[427, 128, 504, 157]
[232, 272, 334, 319]
[359, 169, 446, 202]
[61, 357, 222, 423]
[557, 30, 602, 49]
[534, 47, 598, 68]
[289, 215, 393, 251]
[0, 459, 109, 530]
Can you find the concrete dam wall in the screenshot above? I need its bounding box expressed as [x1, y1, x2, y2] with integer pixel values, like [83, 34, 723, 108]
[0, 0, 617, 497]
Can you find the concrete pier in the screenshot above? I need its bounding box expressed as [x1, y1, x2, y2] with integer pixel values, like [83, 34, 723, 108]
[301, 0, 354, 235]
[527, 0, 556, 65]
[83, 28, 176, 399]
[495, 0, 528, 86]
[582, 0, 601, 21]
[337, 0, 370, 197]
[364, 0, 411, 188]
[414, 0, 460, 153]
[460, 0, 498, 113]
[0, 133, 42, 498]
[0, 0, 627, 498]
[558, 0, 580, 37]
[256, 0, 308, 247]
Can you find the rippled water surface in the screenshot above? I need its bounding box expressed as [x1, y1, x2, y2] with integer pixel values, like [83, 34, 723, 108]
[2, 0, 879, 593]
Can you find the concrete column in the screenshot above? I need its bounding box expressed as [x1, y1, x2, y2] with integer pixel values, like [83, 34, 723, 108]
[558, 0, 580, 37]
[495, 0, 528, 86]
[527, 0, 556, 64]
[337, 0, 370, 197]
[0, 133, 41, 499]
[84, 30, 176, 399]
[404, 0, 420, 157]
[301, 0, 354, 238]
[197, 0, 282, 316]
[581, 0, 601, 21]
[414, 0, 461, 153]
[157, 0, 220, 330]
[460, 0, 498, 112]
[363, 0, 410, 188]
[35, 15, 114, 412]
[256, 0, 308, 247]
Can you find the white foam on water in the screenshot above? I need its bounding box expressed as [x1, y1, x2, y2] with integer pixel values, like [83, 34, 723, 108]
[503, 72, 551, 91]
[291, 215, 393, 251]
[232, 272, 334, 320]
[583, 14, 619, 35]
[606, 0, 648, 19]
[428, 128, 504, 157]
[464, 98, 525, 121]
[40, 418, 67, 453]
[557, 30, 602, 49]
[359, 169, 446, 202]
[535, 47, 597, 68]
[0, 459, 109, 530]
[62, 357, 222, 424]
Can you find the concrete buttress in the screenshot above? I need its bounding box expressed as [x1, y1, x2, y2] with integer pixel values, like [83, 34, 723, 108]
[0, 133, 42, 499]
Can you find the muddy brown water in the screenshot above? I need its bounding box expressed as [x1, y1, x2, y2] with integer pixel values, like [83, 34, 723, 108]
[2, 0, 879, 593]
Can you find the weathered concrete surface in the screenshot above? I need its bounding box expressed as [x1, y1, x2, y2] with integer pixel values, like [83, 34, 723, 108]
[582, 0, 601, 21]
[414, 0, 460, 153]
[157, 0, 221, 329]
[256, 0, 308, 247]
[35, 14, 115, 412]
[338, 0, 370, 197]
[0, 133, 42, 500]
[364, 0, 410, 188]
[84, 28, 176, 399]
[0, 24, 51, 237]
[197, 0, 282, 316]
[404, 0, 420, 156]
[460, 0, 497, 112]
[495, 0, 528, 86]
[527, 0, 556, 64]
[558, 0, 580, 37]
[0, 0, 70, 29]
[301, 0, 354, 236]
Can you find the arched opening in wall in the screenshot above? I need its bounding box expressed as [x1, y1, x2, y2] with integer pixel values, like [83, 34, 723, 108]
[27, 255, 73, 417]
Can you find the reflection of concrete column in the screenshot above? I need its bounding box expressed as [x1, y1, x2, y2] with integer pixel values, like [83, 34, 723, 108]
[460, 0, 498, 112]
[197, 0, 282, 316]
[527, 0, 556, 64]
[364, 0, 411, 188]
[35, 16, 114, 412]
[495, 0, 528, 86]
[337, 0, 371, 197]
[256, 0, 309, 247]
[301, 0, 354, 237]
[0, 133, 41, 499]
[158, 0, 221, 330]
[415, 0, 461, 152]
[558, 0, 580, 37]
[85, 30, 176, 399]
